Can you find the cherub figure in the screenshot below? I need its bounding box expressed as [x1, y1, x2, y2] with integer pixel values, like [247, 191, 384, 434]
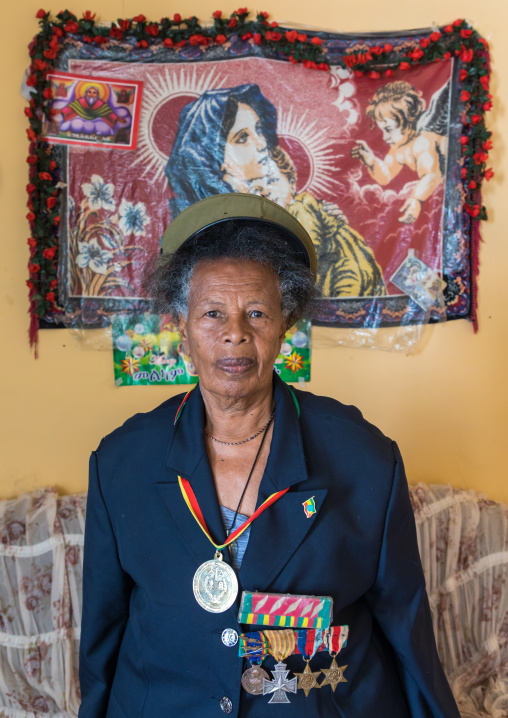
[351, 81, 449, 223]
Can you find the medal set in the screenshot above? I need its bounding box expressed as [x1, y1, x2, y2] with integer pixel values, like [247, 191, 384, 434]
[239, 626, 349, 703]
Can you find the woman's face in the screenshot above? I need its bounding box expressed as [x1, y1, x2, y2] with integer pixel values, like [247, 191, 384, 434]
[222, 104, 269, 187]
[178, 259, 286, 403]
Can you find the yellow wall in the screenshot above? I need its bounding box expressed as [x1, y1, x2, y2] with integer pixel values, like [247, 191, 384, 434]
[2, 0, 507, 502]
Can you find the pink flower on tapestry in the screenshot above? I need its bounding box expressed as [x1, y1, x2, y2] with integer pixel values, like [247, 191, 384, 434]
[24, 653, 41, 678]
[66, 545, 79, 565]
[25, 595, 39, 611]
[7, 520, 25, 541]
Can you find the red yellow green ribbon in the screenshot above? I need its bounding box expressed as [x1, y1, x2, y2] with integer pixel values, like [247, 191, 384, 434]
[178, 476, 289, 551]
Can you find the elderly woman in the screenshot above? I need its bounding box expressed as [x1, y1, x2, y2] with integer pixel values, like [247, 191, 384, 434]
[78, 193, 459, 717]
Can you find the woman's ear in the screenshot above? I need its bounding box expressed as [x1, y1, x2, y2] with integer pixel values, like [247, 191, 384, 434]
[178, 315, 190, 356]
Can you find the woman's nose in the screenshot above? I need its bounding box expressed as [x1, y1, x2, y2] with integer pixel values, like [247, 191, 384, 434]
[222, 314, 250, 344]
[253, 130, 267, 153]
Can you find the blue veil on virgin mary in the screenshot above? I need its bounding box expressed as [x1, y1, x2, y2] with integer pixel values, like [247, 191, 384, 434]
[164, 83, 279, 219]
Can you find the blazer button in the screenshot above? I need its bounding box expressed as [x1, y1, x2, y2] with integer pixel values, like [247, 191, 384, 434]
[221, 628, 238, 647]
[220, 696, 233, 714]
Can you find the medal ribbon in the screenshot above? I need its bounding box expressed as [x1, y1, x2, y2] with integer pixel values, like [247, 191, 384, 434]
[264, 629, 296, 662]
[178, 476, 289, 551]
[324, 625, 349, 656]
[297, 628, 324, 661]
[238, 631, 268, 665]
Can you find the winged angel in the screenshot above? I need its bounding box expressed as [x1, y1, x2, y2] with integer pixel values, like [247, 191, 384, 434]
[351, 81, 450, 223]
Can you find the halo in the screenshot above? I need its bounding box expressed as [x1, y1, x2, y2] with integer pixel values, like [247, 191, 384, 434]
[277, 106, 341, 196]
[74, 80, 110, 102]
[132, 65, 225, 183]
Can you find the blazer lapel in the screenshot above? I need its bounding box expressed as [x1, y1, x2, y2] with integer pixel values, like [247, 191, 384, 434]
[156, 383, 227, 566]
[239, 374, 328, 591]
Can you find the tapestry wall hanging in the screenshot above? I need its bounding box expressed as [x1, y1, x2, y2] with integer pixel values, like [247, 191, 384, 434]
[25, 10, 492, 354]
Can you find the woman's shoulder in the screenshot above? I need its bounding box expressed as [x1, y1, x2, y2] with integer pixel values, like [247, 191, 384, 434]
[291, 385, 393, 452]
[93, 392, 187, 456]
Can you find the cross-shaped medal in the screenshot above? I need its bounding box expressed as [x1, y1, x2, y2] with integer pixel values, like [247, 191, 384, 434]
[263, 662, 298, 704]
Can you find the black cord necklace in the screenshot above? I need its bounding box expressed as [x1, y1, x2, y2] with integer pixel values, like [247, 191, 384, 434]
[226, 410, 275, 549]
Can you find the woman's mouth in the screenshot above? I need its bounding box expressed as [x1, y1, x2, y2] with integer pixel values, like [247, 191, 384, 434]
[216, 357, 255, 374]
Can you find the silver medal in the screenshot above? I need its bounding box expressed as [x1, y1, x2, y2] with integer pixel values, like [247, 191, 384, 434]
[193, 551, 238, 613]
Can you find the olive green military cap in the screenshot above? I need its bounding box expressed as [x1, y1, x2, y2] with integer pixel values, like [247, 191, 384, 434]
[160, 193, 317, 276]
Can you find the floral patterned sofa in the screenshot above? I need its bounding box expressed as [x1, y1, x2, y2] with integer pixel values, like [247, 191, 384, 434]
[0, 484, 507, 717]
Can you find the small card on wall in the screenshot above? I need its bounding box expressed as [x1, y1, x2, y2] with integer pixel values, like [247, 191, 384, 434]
[43, 70, 143, 149]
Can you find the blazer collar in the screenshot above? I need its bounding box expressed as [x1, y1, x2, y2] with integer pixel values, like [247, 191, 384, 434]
[164, 372, 308, 493]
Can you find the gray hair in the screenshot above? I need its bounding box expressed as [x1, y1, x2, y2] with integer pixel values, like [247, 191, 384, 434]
[147, 220, 319, 327]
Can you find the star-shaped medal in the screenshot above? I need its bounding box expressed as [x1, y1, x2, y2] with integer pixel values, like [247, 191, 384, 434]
[320, 658, 348, 692]
[294, 661, 322, 697]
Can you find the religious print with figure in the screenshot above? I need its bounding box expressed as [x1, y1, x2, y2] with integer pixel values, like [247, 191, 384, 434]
[39, 23, 480, 333]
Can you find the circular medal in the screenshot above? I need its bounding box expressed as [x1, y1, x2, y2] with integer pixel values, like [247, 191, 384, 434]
[193, 555, 238, 613]
[241, 665, 270, 695]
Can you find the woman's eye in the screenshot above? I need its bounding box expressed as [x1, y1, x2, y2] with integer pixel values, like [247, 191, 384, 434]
[249, 310, 264, 318]
[235, 131, 249, 144]
[205, 310, 220, 318]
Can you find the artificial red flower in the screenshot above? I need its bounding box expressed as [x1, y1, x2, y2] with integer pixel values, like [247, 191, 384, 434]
[94, 35, 108, 44]
[242, 32, 253, 40]
[33, 58, 48, 72]
[53, 216, 61, 225]
[43, 47, 58, 59]
[64, 20, 79, 33]
[118, 19, 130, 31]
[444, 25, 453, 33]
[297, 33, 307, 42]
[228, 18, 237, 28]
[24, 107, 33, 118]
[460, 136, 468, 145]
[27, 238, 38, 247]
[460, 48, 474, 63]
[453, 18, 463, 27]
[236, 7, 248, 13]
[399, 61, 410, 71]
[29, 263, 41, 273]
[43, 247, 57, 260]
[265, 31, 281, 42]
[289, 55, 297, 64]
[146, 24, 159, 36]
[27, 129, 36, 141]
[478, 37, 489, 48]
[215, 34, 227, 44]
[384, 68, 394, 77]
[483, 101, 493, 111]
[473, 152, 488, 164]
[39, 171, 52, 180]
[460, 90, 471, 102]
[213, 10, 222, 18]
[285, 30, 298, 43]
[310, 36, 322, 46]
[163, 37, 174, 47]
[46, 197, 57, 209]
[27, 156, 37, 165]
[420, 37, 430, 48]
[410, 48, 424, 61]
[430, 31, 441, 42]
[470, 114, 482, 124]
[460, 28, 472, 38]
[52, 26, 63, 37]
[36, 8, 46, 18]
[82, 10, 95, 20]
[27, 183, 36, 193]
[480, 75, 489, 90]
[465, 204, 480, 217]
[270, 21, 278, 27]
[303, 60, 318, 70]
[259, 11, 269, 19]
[483, 139, 493, 151]
[26, 281, 35, 290]
[133, 14, 146, 22]
[109, 26, 123, 39]
[354, 69, 363, 77]
[484, 168, 494, 181]
[384, 43, 393, 52]
[175, 39, 186, 47]
[461, 167, 467, 178]
[26, 74, 37, 87]
[369, 71, 380, 79]
[253, 33, 261, 45]
[137, 39, 148, 48]
[468, 180, 477, 190]
[46, 292, 56, 302]
[318, 63, 328, 71]
[50, 279, 58, 289]
[443, 52, 451, 60]
[189, 34, 201, 45]
[173, 13, 182, 23]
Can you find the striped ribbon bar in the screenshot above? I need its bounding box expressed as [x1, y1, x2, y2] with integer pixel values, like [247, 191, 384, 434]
[238, 591, 333, 629]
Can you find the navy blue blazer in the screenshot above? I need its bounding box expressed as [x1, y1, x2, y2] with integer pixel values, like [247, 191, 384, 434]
[78, 374, 460, 718]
